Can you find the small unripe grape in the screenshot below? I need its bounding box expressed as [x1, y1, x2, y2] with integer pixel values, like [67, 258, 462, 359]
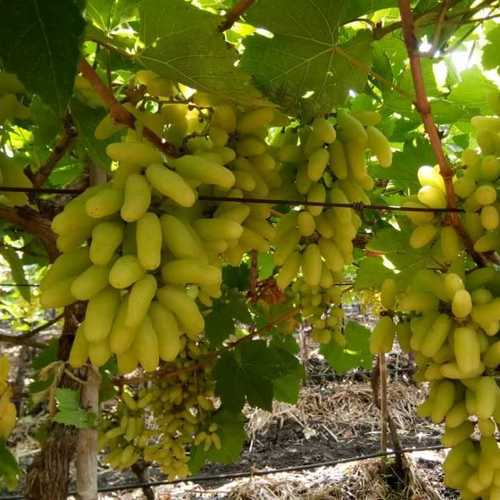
[409, 223, 438, 248]
[417, 185, 447, 209]
[418, 166, 445, 192]
[474, 184, 497, 205]
[452, 289, 472, 318]
[480, 205, 499, 230]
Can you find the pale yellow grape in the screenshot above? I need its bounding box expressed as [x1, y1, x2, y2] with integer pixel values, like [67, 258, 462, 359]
[217, 204, 251, 225]
[352, 110, 381, 126]
[453, 176, 476, 199]
[159, 214, 205, 259]
[109, 255, 145, 289]
[306, 148, 329, 182]
[344, 141, 366, 181]
[145, 163, 196, 207]
[95, 114, 126, 140]
[380, 278, 397, 310]
[136, 212, 162, 270]
[366, 126, 392, 167]
[69, 325, 89, 368]
[417, 185, 447, 209]
[120, 174, 151, 222]
[297, 211, 315, 236]
[337, 179, 370, 205]
[464, 212, 484, 241]
[475, 184, 497, 205]
[440, 225, 461, 262]
[474, 232, 500, 252]
[234, 170, 256, 191]
[90, 221, 124, 266]
[148, 304, 181, 362]
[209, 126, 229, 147]
[40, 277, 77, 308]
[475, 377, 498, 419]
[235, 136, 266, 157]
[40, 248, 91, 291]
[157, 286, 204, 338]
[480, 156, 500, 181]
[318, 238, 344, 272]
[421, 314, 452, 358]
[311, 117, 336, 143]
[88, 338, 112, 368]
[399, 291, 438, 312]
[315, 213, 334, 238]
[471, 116, 500, 132]
[430, 380, 455, 424]
[409, 223, 438, 248]
[83, 287, 121, 343]
[236, 108, 274, 134]
[273, 229, 301, 266]
[193, 218, 243, 241]
[401, 201, 435, 225]
[125, 275, 158, 328]
[295, 164, 312, 194]
[452, 289, 472, 318]
[454, 326, 481, 376]
[252, 153, 276, 172]
[336, 109, 367, 144]
[70, 263, 111, 301]
[109, 296, 138, 355]
[106, 142, 162, 165]
[302, 244, 322, 287]
[306, 183, 326, 217]
[328, 140, 348, 179]
[161, 259, 220, 286]
[418, 166, 445, 192]
[370, 316, 395, 354]
[170, 155, 235, 189]
[276, 251, 300, 290]
[132, 315, 159, 372]
[86, 187, 124, 218]
[239, 227, 269, 252]
[443, 272, 464, 299]
[244, 217, 276, 241]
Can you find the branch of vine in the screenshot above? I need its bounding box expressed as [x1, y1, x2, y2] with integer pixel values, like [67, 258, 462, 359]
[398, 0, 488, 268]
[31, 114, 78, 189]
[219, 0, 256, 32]
[78, 58, 179, 157]
[0, 313, 64, 348]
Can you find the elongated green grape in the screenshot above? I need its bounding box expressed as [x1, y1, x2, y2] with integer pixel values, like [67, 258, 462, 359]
[70, 263, 111, 301]
[409, 223, 438, 248]
[109, 296, 138, 355]
[149, 302, 182, 362]
[86, 187, 124, 218]
[421, 314, 452, 358]
[126, 275, 158, 328]
[88, 338, 112, 368]
[161, 259, 220, 286]
[136, 212, 162, 271]
[345, 140, 366, 181]
[84, 287, 121, 343]
[145, 163, 196, 207]
[302, 244, 322, 287]
[311, 117, 336, 144]
[480, 205, 499, 230]
[306, 183, 326, 217]
[380, 278, 397, 310]
[370, 316, 395, 353]
[90, 221, 124, 266]
[160, 214, 205, 259]
[276, 251, 301, 290]
[193, 218, 243, 241]
[328, 140, 348, 179]
[417, 185, 447, 209]
[244, 217, 276, 242]
[475, 184, 497, 205]
[170, 155, 235, 189]
[318, 238, 344, 272]
[366, 126, 392, 167]
[157, 286, 204, 338]
[40, 248, 91, 291]
[476, 377, 498, 419]
[307, 148, 329, 182]
[235, 136, 266, 157]
[440, 225, 461, 262]
[69, 325, 89, 368]
[120, 174, 152, 222]
[452, 289, 472, 319]
[336, 109, 367, 144]
[40, 277, 76, 308]
[132, 315, 159, 372]
[454, 326, 482, 376]
[106, 142, 162, 165]
[109, 255, 145, 289]
[236, 108, 274, 134]
[431, 380, 456, 424]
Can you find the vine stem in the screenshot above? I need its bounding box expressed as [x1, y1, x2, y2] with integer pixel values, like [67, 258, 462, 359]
[32, 114, 78, 188]
[78, 59, 179, 157]
[398, 0, 487, 267]
[219, 0, 256, 31]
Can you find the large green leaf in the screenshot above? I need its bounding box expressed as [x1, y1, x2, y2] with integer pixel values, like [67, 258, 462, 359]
[241, 0, 374, 118]
[85, 0, 140, 32]
[137, 0, 263, 105]
[320, 320, 372, 374]
[0, 441, 19, 491]
[53, 388, 96, 429]
[0, 0, 85, 116]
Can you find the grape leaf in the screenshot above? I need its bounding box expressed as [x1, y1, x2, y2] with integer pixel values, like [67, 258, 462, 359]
[215, 352, 246, 413]
[0, 247, 30, 302]
[0, 0, 85, 116]
[32, 338, 59, 371]
[0, 441, 19, 491]
[53, 388, 96, 429]
[449, 66, 498, 114]
[257, 252, 274, 279]
[137, 0, 264, 105]
[355, 255, 394, 290]
[241, 2, 373, 119]
[320, 320, 372, 374]
[205, 290, 251, 347]
[483, 25, 500, 73]
[86, 0, 140, 32]
[222, 263, 250, 291]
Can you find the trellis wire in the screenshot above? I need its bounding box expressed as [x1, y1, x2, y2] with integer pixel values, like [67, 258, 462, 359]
[0, 186, 464, 213]
[0, 444, 446, 499]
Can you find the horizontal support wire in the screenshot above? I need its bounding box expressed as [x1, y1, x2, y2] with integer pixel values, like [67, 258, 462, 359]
[0, 186, 464, 213]
[0, 283, 39, 287]
[0, 444, 446, 499]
